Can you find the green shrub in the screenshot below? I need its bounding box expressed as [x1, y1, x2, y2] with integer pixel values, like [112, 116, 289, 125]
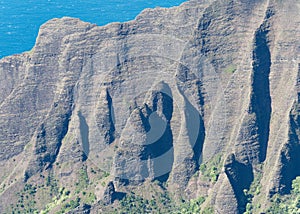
[292, 177, 300, 194]
[225, 64, 237, 74]
[199, 154, 222, 182]
[267, 177, 300, 213]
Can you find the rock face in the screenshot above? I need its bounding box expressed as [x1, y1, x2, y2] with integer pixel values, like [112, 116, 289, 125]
[0, 0, 299, 213]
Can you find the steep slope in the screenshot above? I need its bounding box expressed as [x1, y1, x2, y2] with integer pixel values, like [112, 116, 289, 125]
[0, 0, 299, 213]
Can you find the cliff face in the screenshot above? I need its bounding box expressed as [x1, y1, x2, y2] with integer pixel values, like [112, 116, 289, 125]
[0, 0, 299, 213]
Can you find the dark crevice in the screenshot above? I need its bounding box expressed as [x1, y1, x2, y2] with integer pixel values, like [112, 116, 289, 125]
[78, 111, 90, 161]
[141, 112, 172, 159]
[196, 80, 205, 114]
[250, 13, 272, 163]
[225, 154, 254, 214]
[198, 10, 212, 55]
[184, 95, 205, 170]
[139, 104, 151, 132]
[106, 90, 116, 144]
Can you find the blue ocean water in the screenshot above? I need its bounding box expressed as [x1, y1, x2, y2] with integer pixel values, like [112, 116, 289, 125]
[0, 0, 186, 59]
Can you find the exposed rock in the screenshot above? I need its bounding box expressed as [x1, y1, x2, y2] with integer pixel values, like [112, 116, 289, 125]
[100, 181, 125, 206]
[0, 0, 299, 213]
[214, 173, 239, 214]
[102, 181, 116, 205]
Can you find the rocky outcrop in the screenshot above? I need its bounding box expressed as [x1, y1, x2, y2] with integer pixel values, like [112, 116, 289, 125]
[113, 81, 175, 185]
[101, 181, 125, 205]
[0, 0, 299, 213]
[269, 65, 300, 196]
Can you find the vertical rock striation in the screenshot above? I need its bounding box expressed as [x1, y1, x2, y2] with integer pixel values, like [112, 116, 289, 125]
[0, 0, 299, 213]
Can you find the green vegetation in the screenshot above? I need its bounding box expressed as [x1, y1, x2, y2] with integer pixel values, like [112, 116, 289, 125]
[243, 169, 263, 214]
[199, 154, 222, 182]
[56, 197, 80, 214]
[40, 187, 71, 214]
[9, 171, 65, 213]
[10, 184, 38, 214]
[6, 162, 102, 214]
[41, 185, 95, 213]
[112, 192, 209, 214]
[176, 197, 206, 214]
[117, 192, 175, 213]
[0, 185, 5, 194]
[292, 177, 300, 194]
[202, 206, 214, 214]
[225, 64, 237, 74]
[46, 172, 59, 197]
[75, 166, 89, 193]
[82, 191, 97, 205]
[267, 176, 300, 213]
[103, 171, 110, 178]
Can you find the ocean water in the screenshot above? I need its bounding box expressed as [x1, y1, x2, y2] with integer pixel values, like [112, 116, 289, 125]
[0, 0, 186, 59]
